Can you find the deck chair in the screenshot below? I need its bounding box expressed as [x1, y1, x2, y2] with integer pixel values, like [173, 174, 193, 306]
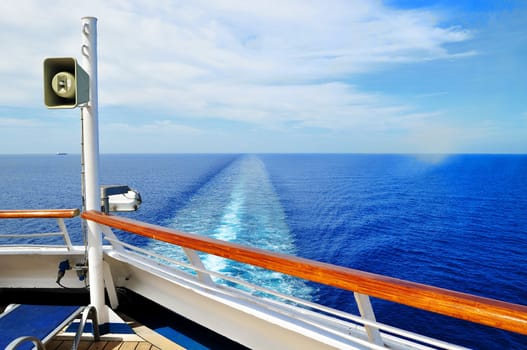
[0, 304, 99, 350]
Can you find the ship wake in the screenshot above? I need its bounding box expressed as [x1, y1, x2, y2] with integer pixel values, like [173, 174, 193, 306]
[147, 155, 313, 300]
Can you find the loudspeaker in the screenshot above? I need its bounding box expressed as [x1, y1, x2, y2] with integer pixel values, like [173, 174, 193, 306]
[44, 57, 89, 108]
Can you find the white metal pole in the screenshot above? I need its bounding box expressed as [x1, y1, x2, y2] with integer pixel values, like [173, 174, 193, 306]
[80, 16, 107, 325]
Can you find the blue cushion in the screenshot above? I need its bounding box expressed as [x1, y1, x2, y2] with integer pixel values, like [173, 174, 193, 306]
[0, 304, 82, 350]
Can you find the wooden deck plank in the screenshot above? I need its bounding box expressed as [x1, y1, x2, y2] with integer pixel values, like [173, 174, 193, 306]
[84, 342, 107, 350]
[56, 341, 75, 350]
[48, 339, 157, 350]
[78, 340, 97, 350]
[118, 341, 139, 350]
[135, 342, 154, 350]
[101, 341, 122, 349]
[45, 340, 65, 350]
[118, 313, 185, 350]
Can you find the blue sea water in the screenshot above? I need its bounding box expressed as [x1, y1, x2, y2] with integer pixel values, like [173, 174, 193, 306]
[1, 153, 526, 349]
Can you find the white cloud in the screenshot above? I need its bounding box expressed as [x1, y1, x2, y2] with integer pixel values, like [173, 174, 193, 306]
[0, 0, 476, 147]
[0, 117, 43, 128]
[105, 120, 201, 134]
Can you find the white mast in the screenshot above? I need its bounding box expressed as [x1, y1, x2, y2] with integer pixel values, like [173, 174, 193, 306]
[80, 16, 107, 324]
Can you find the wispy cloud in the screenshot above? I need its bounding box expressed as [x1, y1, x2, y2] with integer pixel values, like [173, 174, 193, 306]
[0, 117, 45, 128]
[0, 1, 472, 113]
[3, 0, 522, 153]
[106, 120, 201, 134]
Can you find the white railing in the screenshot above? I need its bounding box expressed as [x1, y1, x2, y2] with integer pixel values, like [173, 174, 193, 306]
[98, 220, 470, 349]
[0, 209, 79, 250]
[82, 209, 527, 340]
[4, 209, 526, 349]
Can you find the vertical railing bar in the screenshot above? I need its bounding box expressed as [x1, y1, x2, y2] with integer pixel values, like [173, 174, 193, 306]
[100, 225, 126, 254]
[182, 247, 215, 286]
[57, 218, 73, 250]
[354, 292, 384, 347]
[103, 260, 119, 309]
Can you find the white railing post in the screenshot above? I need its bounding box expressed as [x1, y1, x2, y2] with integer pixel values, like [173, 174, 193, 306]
[80, 16, 107, 325]
[354, 292, 384, 346]
[182, 248, 215, 286]
[56, 218, 73, 250]
[100, 225, 126, 254]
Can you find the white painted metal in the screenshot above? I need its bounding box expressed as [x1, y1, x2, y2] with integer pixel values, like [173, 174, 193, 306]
[103, 261, 119, 309]
[105, 252, 355, 349]
[101, 234, 468, 350]
[80, 16, 106, 324]
[56, 218, 73, 249]
[0, 224, 469, 350]
[0, 209, 468, 350]
[182, 247, 214, 285]
[0, 249, 87, 288]
[100, 225, 126, 254]
[354, 292, 384, 346]
[0, 218, 73, 250]
[107, 190, 142, 212]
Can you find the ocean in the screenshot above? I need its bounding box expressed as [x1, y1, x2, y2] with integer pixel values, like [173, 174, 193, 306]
[1, 153, 526, 349]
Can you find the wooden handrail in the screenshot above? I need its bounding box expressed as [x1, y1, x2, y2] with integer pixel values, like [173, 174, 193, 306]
[82, 210, 527, 336]
[0, 209, 80, 219]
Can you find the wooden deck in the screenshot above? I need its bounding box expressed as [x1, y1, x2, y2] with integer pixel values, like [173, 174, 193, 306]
[0, 303, 185, 350]
[46, 339, 159, 350]
[46, 312, 185, 350]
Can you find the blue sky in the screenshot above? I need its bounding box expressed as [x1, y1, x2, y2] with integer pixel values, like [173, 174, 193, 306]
[0, 0, 525, 154]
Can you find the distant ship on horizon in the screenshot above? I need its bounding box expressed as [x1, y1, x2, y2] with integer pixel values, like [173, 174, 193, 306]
[56, 152, 68, 156]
